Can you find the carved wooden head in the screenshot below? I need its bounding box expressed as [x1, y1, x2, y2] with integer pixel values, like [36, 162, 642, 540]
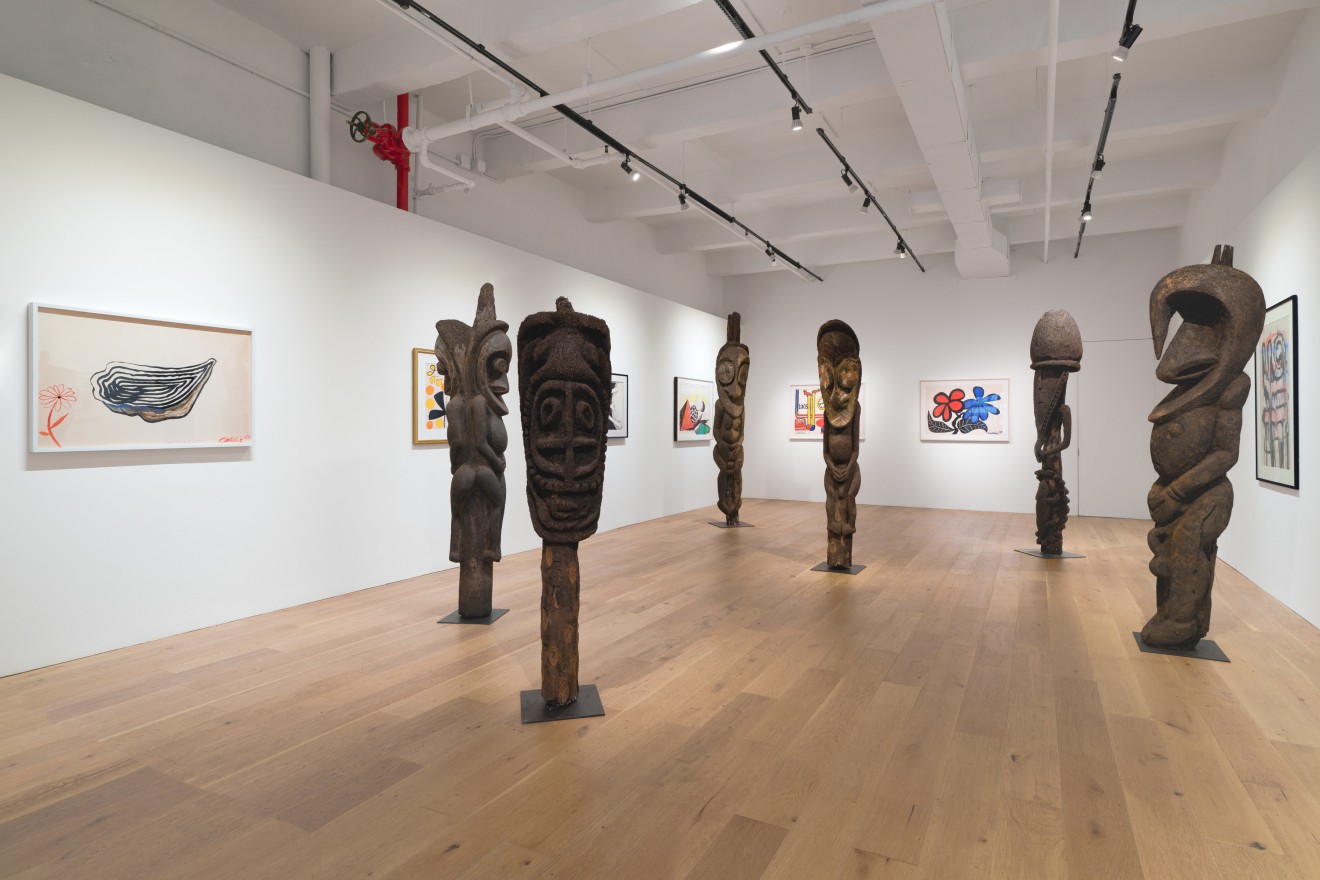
[517, 297, 612, 542]
[1149, 245, 1265, 422]
[435, 284, 512, 418]
[816, 319, 861, 429]
[716, 312, 750, 403]
[1030, 309, 1082, 435]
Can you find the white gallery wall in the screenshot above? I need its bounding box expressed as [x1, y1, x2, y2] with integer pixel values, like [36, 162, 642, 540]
[1178, 9, 1320, 629]
[0, 74, 724, 677]
[724, 229, 1176, 523]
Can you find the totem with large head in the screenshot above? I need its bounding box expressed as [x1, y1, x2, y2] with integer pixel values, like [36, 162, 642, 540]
[715, 313, 750, 407]
[1029, 309, 1082, 462]
[817, 319, 861, 431]
[435, 284, 512, 420]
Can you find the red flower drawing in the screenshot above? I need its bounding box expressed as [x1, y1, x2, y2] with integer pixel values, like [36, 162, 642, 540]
[39, 384, 77, 448]
[931, 388, 966, 422]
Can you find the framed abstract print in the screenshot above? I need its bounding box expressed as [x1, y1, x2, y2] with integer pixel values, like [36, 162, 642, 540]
[1255, 295, 1298, 488]
[608, 373, 629, 439]
[919, 378, 1009, 442]
[674, 376, 714, 441]
[413, 347, 447, 445]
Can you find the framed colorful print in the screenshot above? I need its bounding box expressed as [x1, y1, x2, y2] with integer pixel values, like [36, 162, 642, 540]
[413, 347, 447, 445]
[790, 383, 865, 439]
[30, 303, 253, 452]
[1255, 295, 1298, 488]
[674, 376, 714, 441]
[608, 373, 629, 439]
[919, 378, 1010, 442]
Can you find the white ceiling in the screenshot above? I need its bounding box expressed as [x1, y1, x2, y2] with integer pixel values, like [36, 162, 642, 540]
[214, 0, 1317, 279]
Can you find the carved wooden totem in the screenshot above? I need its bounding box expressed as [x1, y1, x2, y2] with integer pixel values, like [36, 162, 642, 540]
[518, 297, 611, 707]
[1142, 245, 1264, 649]
[713, 312, 750, 526]
[435, 283, 511, 618]
[1030, 309, 1083, 556]
[817, 320, 862, 569]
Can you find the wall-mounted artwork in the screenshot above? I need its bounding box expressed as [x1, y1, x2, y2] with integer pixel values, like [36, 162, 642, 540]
[790, 384, 865, 439]
[919, 378, 1010, 442]
[30, 304, 252, 452]
[413, 348, 447, 445]
[608, 373, 629, 439]
[1255, 295, 1298, 488]
[674, 376, 714, 441]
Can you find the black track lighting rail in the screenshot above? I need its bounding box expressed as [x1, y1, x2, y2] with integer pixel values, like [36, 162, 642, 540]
[711, 0, 924, 273]
[1073, 73, 1122, 258]
[388, 0, 822, 281]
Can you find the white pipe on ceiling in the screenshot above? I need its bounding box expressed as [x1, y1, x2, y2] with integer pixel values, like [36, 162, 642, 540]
[400, 0, 942, 151]
[1041, 0, 1059, 262]
[309, 46, 332, 184]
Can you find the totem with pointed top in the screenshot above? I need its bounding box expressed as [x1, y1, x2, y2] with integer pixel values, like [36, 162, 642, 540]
[518, 297, 611, 707]
[1142, 244, 1265, 649]
[713, 312, 750, 526]
[818, 320, 862, 569]
[1030, 310, 1083, 555]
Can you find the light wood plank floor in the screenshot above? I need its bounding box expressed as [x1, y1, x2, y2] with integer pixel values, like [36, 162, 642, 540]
[4, 500, 1320, 879]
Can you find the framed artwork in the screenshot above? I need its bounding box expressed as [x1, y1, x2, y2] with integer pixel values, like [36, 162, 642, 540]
[413, 347, 447, 445]
[1255, 295, 1298, 488]
[30, 304, 253, 452]
[674, 376, 714, 441]
[608, 373, 629, 439]
[789, 383, 865, 439]
[919, 378, 1010, 442]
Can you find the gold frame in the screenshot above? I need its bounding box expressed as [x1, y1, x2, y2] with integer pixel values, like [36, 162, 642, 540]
[413, 347, 447, 445]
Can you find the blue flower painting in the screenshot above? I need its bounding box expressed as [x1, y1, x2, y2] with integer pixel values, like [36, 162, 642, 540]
[919, 378, 1010, 442]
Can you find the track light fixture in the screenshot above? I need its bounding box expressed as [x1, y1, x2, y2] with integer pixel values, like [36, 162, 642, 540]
[859, 196, 871, 214]
[1113, 24, 1142, 61]
[1091, 156, 1106, 180]
[679, 186, 690, 211]
[791, 105, 803, 131]
[841, 169, 858, 193]
[895, 242, 907, 259]
[621, 155, 640, 181]
[1081, 203, 1093, 223]
[766, 245, 777, 264]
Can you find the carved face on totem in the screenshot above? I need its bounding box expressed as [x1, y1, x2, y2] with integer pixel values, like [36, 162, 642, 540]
[435, 283, 512, 416]
[517, 297, 612, 543]
[1029, 309, 1082, 439]
[1149, 245, 1265, 423]
[716, 345, 749, 402]
[816, 320, 861, 429]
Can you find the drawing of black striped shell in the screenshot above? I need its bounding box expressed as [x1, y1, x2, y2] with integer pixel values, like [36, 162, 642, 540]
[90, 359, 217, 422]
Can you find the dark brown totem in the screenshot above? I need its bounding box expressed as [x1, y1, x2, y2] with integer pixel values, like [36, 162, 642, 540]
[435, 283, 511, 619]
[818, 320, 862, 569]
[713, 312, 750, 526]
[1142, 245, 1264, 649]
[1030, 310, 1083, 556]
[518, 297, 611, 707]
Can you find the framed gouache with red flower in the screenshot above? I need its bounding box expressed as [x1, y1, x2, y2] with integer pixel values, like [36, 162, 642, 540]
[919, 378, 1009, 442]
[30, 304, 253, 452]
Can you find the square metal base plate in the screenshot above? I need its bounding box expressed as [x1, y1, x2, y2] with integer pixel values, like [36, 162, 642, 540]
[438, 608, 509, 626]
[1132, 632, 1230, 663]
[811, 562, 866, 575]
[1015, 549, 1086, 559]
[709, 521, 755, 528]
[520, 684, 605, 724]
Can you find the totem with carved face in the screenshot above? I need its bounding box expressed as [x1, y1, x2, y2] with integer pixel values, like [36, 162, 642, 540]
[713, 312, 750, 525]
[817, 319, 862, 569]
[1141, 245, 1264, 649]
[1029, 309, 1082, 555]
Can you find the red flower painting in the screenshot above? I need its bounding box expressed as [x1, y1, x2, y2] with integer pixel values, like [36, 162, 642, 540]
[38, 384, 77, 448]
[931, 388, 966, 421]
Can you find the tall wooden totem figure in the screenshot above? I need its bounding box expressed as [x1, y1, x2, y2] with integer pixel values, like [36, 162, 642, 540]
[1142, 245, 1264, 650]
[1030, 309, 1083, 556]
[518, 297, 611, 711]
[713, 312, 750, 527]
[435, 283, 511, 621]
[817, 320, 862, 570]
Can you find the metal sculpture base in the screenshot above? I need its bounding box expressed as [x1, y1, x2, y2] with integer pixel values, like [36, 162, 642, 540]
[1132, 632, 1229, 663]
[709, 521, 755, 529]
[520, 684, 605, 724]
[811, 562, 866, 575]
[1015, 549, 1085, 559]
[438, 608, 509, 626]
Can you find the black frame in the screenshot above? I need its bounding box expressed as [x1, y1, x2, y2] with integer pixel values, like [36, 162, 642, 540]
[673, 376, 714, 442]
[607, 372, 629, 440]
[1254, 294, 1299, 488]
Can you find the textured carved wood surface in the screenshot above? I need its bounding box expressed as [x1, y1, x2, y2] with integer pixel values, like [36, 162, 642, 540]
[1030, 309, 1082, 556]
[714, 312, 750, 526]
[1142, 245, 1265, 649]
[4, 502, 1319, 879]
[817, 320, 862, 568]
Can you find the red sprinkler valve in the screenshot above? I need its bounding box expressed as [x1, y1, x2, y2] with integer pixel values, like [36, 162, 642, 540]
[347, 110, 411, 173]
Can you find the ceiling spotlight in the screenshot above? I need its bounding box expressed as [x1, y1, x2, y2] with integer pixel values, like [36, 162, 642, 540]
[791, 105, 803, 132]
[679, 186, 690, 211]
[621, 156, 640, 181]
[766, 245, 777, 264]
[895, 242, 907, 259]
[1081, 202, 1093, 223]
[1091, 156, 1106, 180]
[842, 169, 858, 193]
[1113, 23, 1142, 61]
[859, 196, 871, 214]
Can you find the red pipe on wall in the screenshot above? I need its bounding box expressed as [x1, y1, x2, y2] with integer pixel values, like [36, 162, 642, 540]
[396, 93, 410, 211]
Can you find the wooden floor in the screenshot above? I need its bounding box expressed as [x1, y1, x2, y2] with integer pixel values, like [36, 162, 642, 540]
[3, 501, 1320, 879]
